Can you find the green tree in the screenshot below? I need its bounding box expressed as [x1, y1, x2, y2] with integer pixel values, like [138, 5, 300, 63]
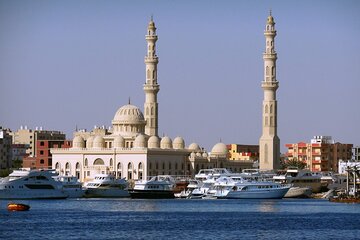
[283, 157, 306, 170]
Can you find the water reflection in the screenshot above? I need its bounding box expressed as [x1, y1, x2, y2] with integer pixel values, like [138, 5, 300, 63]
[257, 200, 278, 212]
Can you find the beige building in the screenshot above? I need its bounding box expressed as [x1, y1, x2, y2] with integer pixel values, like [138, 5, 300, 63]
[285, 136, 353, 172]
[259, 12, 281, 171]
[51, 19, 253, 182]
[11, 126, 65, 157]
[227, 144, 259, 162]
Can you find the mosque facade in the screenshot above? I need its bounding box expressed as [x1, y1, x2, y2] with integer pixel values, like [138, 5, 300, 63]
[51, 18, 253, 182]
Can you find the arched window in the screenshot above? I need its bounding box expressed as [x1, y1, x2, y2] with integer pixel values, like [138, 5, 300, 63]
[65, 162, 70, 169]
[84, 158, 88, 167]
[117, 163, 122, 179]
[138, 162, 143, 180]
[266, 66, 269, 76]
[147, 69, 150, 79]
[127, 162, 133, 180]
[76, 162, 80, 169]
[110, 158, 113, 167]
[265, 105, 268, 113]
[272, 66, 275, 76]
[151, 107, 154, 115]
[93, 158, 104, 165]
[270, 104, 273, 114]
[75, 162, 81, 179]
[270, 116, 273, 126]
[152, 70, 155, 79]
[55, 162, 60, 170]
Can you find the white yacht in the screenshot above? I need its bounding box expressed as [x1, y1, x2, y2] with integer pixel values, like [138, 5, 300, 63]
[273, 168, 322, 193]
[175, 179, 201, 198]
[53, 175, 85, 198]
[0, 169, 68, 199]
[226, 181, 291, 199]
[284, 186, 312, 198]
[129, 175, 176, 199]
[83, 174, 130, 198]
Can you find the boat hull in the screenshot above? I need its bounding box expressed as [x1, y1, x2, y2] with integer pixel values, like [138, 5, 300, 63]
[284, 187, 312, 198]
[129, 190, 175, 199]
[84, 188, 130, 198]
[0, 189, 68, 199]
[226, 188, 289, 199]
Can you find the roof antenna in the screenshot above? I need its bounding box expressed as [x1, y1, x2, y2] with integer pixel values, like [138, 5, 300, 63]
[151, 14, 153, 21]
[128, 97, 131, 105]
[269, 9, 272, 16]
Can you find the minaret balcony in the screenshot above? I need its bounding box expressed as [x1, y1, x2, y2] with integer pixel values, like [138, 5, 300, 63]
[263, 53, 277, 59]
[261, 81, 279, 90]
[146, 35, 158, 40]
[143, 84, 160, 92]
[145, 56, 159, 63]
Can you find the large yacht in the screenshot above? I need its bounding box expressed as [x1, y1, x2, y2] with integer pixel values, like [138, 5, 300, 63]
[53, 175, 85, 198]
[0, 169, 68, 199]
[225, 180, 291, 199]
[129, 175, 176, 199]
[273, 168, 322, 193]
[83, 174, 130, 198]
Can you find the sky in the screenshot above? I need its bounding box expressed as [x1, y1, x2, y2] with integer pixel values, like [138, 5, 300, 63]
[1, 0, 359, 153]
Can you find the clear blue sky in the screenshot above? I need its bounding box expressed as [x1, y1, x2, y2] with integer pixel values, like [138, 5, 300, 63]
[1, 0, 359, 153]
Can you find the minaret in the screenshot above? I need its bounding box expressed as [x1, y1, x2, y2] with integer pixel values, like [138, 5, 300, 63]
[144, 17, 160, 136]
[259, 11, 280, 170]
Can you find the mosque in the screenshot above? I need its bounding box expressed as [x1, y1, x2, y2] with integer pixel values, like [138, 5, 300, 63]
[51, 14, 279, 182]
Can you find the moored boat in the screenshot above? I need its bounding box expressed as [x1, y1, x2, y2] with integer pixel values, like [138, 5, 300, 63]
[83, 174, 130, 198]
[0, 169, 68, 199]
[284, 186, 312, 198]
[7, 203, 30, 211]
[226, 181, 291, 199]
[129, 175, 176, 199]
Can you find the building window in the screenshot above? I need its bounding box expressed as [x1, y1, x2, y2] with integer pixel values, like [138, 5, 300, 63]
[40, 159, 44, 164]
[40, 150, 44, 155]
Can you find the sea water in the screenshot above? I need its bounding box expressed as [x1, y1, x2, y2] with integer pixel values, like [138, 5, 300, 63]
[1, 198, 360, 240]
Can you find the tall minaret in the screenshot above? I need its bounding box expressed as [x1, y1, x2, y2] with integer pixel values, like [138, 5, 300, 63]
[259, 11, 280, 170]
[144, 17, 160, 136]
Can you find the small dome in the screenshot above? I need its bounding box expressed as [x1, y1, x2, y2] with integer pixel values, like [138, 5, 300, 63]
[113, 135, 125, 148]
[196, 152, 202, 157]
[134, 134, 147, 148]
[148, 136, 160, 148]
[93, 135, 105, 149]
[190, 152, 196, 158]
[188, 143, 200, 151]
[160, 136, 172, 149]
[72, 136, 85, 149]
[202, 152, 208, 158]
[86, 136, 94, 149]
[211, 143, 228, 157]
[148, 19, 156, 30]
[173, 137, 185, 149]
[112, 104, 146, 124]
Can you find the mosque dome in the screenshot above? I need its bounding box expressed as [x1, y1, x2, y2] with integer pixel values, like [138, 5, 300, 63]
[72, 136, 85, 149]
[113, 104, 146, 124]
[112, 104, 146, 137]
[190, 152, 196, 158]
[173, 137, 185, 149]
[196, 152, 202, 157]
[188, 143, 201, 151]
[93, 135, 105, 149]
[202, 152, 208, 158]
[160, 136, 172, 149]
[211, 143, 228, 157]
[134, 134, 147, 148]
[113, 135, 125, 148]
[148, 136, 160, 148]
[86, 136, 94, 149]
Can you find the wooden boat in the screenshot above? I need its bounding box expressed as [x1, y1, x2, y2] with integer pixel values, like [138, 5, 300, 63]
[329, 197, 360, 204]
[7, 203, 30, 211]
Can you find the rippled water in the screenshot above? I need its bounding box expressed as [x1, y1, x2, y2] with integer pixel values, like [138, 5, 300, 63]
[1, 198, 360, 240]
